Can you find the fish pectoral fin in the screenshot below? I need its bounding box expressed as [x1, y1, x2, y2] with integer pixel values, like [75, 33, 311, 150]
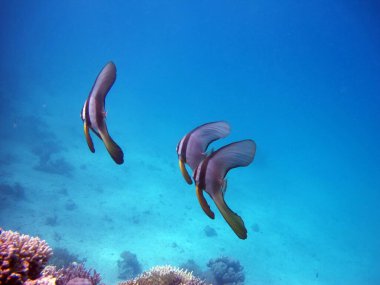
[179, 159, 193, 185]
[84, 123, 95, 153]
[99, 130, 124, 165]
[196, 186, 215, 219]
[213, 192, 247, 239]
[221, 179, 227, 195]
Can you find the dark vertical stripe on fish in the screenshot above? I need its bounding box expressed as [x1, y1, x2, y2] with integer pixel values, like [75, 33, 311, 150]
[95, 97, 104, 130]
[85, 98, 92, 127]
[198, 155, 211, 190]
[180, 132, 192, 163]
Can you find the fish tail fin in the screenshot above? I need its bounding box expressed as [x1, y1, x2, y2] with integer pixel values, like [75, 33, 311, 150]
[100, 132, 124, 164]
[213, 192, 247, 239]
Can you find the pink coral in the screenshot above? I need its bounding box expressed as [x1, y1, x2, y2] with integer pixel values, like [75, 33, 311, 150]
[66, 277, 92, 285]
[55, 263, 103, 285]
[0, 228, 53, 285]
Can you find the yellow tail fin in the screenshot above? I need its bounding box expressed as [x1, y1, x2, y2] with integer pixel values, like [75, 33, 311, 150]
[213, 193, 247, 239]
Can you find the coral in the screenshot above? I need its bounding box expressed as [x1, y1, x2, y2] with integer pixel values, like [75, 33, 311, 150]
[66, 277, 92, 285]
[251, 223, 260, 233]
[119, 265, 208, 285]
[24, 275, 57, 285]
[55, 263, 103, 285]
[206, 257, 245, 285]
[65, 199, 77, 211]
[30, 135, 74, 177]
[45, 215, 59, 227]
[117, 251, 142, 279]
[203, 225, 217, 237]
[25, 265, 61, 285]
[0, 182, 26, 198]
[0, 229, 53, 285]
[0, 229, 103, 285]
[179, 259, 204, 280]
[0, 182, 26, 205]
[34, 157, 74, 177]
[48, 247, 86, 269]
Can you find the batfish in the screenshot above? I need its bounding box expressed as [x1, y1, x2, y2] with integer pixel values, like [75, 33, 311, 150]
[193, 139, 256, 239]
[81, 61, 124, 164]
[176, 121, 230, 184]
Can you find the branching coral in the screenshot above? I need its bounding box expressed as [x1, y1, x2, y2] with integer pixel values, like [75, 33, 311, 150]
[119, 265, 208, 285]
[0, 229, 102, 285]
[0, 228, 53, 284]
[55, 263, 103, 285]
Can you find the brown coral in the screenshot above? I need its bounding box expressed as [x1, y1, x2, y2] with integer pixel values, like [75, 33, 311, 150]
[119, 265, 208, 285]
[0, 228, 53, 285]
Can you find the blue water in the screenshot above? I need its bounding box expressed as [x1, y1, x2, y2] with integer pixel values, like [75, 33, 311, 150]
[1, 1, 379, 284]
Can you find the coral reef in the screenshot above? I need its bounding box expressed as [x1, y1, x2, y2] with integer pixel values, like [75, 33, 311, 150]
[0, 229, 102, 285]
[1, 228, 245, 285]
[0, 228, 53, 284]
[119, 265, 208, 285]
[206, 257, 245, 285]
[117, 251, 142, 279]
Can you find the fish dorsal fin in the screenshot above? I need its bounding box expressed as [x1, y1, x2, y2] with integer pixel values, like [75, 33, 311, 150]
[208, 139, 256, 180]
[185, 121, 230, 170]
[89, 62, 116, 103]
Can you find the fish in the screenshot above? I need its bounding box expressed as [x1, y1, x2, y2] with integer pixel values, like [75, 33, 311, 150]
[193, 139, 256, 239]
[81, 61, 124, 164]
[176, 121, 230, 184]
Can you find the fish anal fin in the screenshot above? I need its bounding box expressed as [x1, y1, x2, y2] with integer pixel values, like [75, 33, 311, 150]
[84, 123, 95, 153]
[179, 159, 193, 185]
[196, 186, 215, 219]
[99, 131, 124, 164]
[213, 192, 247, 239]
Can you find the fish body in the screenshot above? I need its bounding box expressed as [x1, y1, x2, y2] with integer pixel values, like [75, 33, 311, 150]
[81, 61, 124, 164]
[176, 121, 230, 184]
[193, 139, 256, 239]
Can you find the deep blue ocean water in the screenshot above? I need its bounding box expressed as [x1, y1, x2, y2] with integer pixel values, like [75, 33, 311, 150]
[1, 1, 379, 284]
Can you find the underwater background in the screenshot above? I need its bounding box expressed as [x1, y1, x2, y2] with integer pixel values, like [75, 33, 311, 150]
[1, 1, 379, 284]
